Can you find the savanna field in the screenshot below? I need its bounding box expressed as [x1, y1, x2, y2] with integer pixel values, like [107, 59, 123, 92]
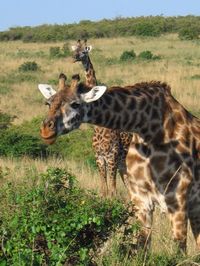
[0, 34, 200, 265]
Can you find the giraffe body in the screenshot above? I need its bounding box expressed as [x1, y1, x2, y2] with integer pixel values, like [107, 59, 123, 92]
[39, 77, 200, 252]
[72, 40, 132, 197]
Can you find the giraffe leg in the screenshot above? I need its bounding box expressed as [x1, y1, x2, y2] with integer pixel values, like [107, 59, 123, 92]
[168, 210, 188, 253]
[118, 150, 133, 199]
[188, 188, 200, 250]
[167, 186, 188, 253]
[131, 198, 154, 251]
[95, 156, 108, 197]
[118, 169, 133, 199]
[188, 162, 200, 250]
[107, 158, 117, 197]
[164, 165, 192, 254]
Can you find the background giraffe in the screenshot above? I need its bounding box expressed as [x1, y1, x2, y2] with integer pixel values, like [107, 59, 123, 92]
[39, 77, 200, 252]
[71, 40, 132, 197]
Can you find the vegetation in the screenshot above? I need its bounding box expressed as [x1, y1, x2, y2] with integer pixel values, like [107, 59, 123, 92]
[178, 26, 199, 40]
[0, 112, 15, 130]
[0, 33, 200, 264]
[0, 16, 200, 42]
[0, 117, 95, 165]
[0, 167, 128, 265]
[18, 61, 40, 72]
[120, 50, 136, 61]
[49, 43, 71, 58]
[120, 49, 160, 62]
[138, 50, 161, 60]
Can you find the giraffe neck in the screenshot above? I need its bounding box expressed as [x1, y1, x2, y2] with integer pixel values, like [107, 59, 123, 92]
[82, 85, 167, 143]
[81, 57, 97, 87]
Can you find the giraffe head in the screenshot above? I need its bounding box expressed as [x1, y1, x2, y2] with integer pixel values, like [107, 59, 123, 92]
[71, 40, 92, 69]
[38, 74, 106, 144]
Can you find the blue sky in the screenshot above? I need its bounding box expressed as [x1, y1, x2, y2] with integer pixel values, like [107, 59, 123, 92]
[0, 0, 200, 31]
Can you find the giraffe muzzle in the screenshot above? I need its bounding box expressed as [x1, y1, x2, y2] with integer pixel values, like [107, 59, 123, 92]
[40, 120, 57, 145]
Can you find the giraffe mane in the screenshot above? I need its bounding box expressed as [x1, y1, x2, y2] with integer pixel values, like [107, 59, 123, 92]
[107, 81, 171, 94]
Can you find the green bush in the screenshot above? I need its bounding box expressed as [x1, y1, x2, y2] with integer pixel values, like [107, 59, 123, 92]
[0, 117, 47, 157]
[120, 50, 136, 61]
[138, 50, 161, 60]
[138, 50, 153, 60]
[18, 61, 40, 72]
[0, 167, 127, 265]
[135, 22, 161, 37]
[179, 27, 199, 40]
[0, 129, 47, 157]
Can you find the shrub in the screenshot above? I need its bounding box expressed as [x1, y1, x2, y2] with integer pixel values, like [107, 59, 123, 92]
[0, 117, 47, 157]
[135, 22, 161, 37]
[0, 167, 128, 265]
[179, 27, 199, 40]
[18, 61, 40, 72]
[138, 50, 153, 60]
[0, 129, 47, 157]
[120, 50, 136, 61]
[138, 50, 161, 60]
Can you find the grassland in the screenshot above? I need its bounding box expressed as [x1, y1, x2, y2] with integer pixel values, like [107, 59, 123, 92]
[0, 34, 200, 264]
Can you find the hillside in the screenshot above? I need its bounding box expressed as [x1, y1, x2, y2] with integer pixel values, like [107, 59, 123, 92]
[0, 15, 200, 42]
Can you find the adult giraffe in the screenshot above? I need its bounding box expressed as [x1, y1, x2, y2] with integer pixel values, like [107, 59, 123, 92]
[71, 40, 132, 197]
[38, 75, 200, 253]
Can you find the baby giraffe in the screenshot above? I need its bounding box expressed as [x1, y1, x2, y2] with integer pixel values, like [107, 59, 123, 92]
[71, 40, 132, 197]
[39, 75, 200, 253]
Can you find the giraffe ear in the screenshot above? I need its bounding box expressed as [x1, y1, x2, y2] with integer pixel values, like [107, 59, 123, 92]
[38, 84, 57, 99]
[71, 45, 77, 51]
[81, 86, 107, 103]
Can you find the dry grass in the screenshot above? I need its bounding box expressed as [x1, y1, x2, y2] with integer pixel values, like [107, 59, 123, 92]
[0, 35, 200, 123]
[0, 35, 200, 257]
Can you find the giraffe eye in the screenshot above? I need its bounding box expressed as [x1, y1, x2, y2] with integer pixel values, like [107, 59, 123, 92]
[70, 102, 80, 109]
